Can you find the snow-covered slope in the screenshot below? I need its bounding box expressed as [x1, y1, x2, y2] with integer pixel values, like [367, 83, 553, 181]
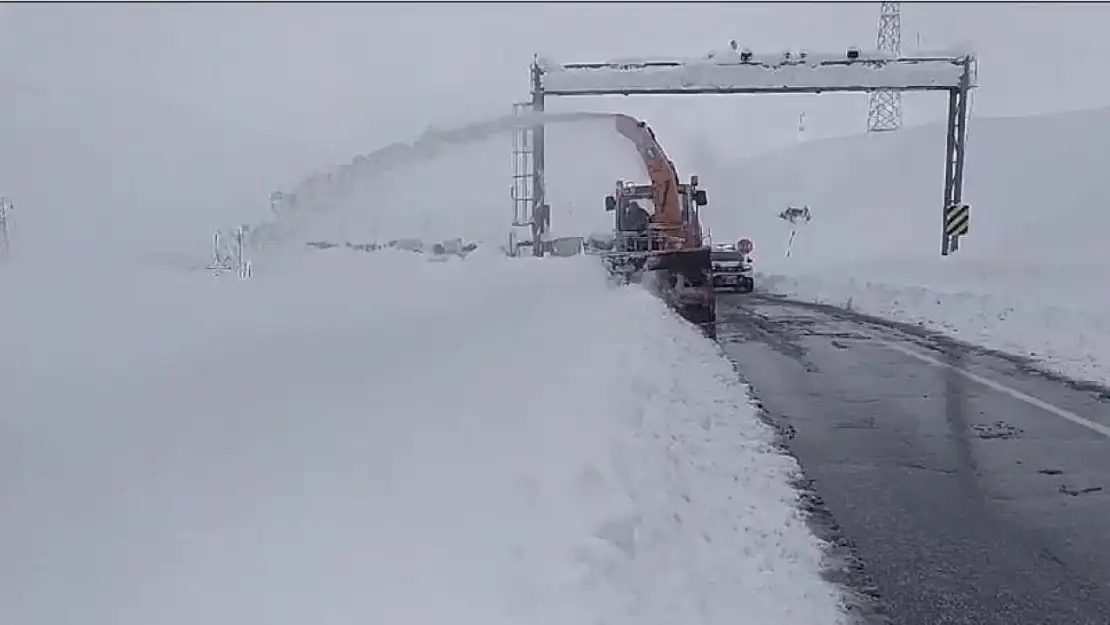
[0, 253, 847, 625]
[0, 75, 335, 269]
[702, 104, 1110, 385]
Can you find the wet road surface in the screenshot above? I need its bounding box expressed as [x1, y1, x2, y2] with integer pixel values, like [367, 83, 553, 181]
[717, 293, 1110, 625]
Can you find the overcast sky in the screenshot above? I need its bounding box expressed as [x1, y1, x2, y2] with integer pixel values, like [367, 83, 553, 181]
[4, 2, 1106, 154]
[0, 2, 1106, 254]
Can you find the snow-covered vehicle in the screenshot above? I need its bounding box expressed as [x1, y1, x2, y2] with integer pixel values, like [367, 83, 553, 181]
[710, 245, 754, 293]
[584, 231, 616, 254]
[548, 236, 585, 257]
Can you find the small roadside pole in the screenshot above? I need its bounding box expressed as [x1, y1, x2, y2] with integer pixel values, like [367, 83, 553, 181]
[0, 197, 12, 263]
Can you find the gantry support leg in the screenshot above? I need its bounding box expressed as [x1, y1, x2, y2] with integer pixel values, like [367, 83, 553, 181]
[942, 64, 972, 256]
[530, 60, 547, 258]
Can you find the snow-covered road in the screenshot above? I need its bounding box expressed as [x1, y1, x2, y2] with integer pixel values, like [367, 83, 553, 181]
[0, 252, 847, 625]
[696, 100, 1110, 392]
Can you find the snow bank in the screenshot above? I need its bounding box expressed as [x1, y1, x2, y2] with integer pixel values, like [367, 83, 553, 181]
[0, 255, 846, 625]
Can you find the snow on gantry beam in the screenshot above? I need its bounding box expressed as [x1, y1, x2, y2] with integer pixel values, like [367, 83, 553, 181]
[537, 48, 976, 96]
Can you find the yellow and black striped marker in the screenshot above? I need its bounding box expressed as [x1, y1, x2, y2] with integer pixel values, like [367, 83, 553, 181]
[945, 203, 970, 237]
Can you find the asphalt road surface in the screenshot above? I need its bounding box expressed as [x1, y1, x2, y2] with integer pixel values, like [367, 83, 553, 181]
[717, 293, 1110, 625]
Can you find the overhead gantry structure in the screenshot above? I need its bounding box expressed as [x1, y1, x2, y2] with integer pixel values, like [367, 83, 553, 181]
[512, 43, 977, 257]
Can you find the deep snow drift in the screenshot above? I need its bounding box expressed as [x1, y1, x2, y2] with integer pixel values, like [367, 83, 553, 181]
[0, 252, 847, 625]
[702, 104, 1110, 387]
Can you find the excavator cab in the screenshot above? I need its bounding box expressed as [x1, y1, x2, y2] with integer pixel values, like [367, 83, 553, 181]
[605, 177, 707, 248]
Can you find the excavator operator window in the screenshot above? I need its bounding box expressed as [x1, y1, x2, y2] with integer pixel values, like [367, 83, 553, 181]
[617, 200, 652, 233]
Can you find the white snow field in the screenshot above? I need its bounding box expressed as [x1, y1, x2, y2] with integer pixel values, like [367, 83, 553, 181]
[700, 103, 1110, 387]
[0, 252, 848, 625]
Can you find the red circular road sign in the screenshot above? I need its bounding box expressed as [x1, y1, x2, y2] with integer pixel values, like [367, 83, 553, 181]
[737, 238, 754, 254]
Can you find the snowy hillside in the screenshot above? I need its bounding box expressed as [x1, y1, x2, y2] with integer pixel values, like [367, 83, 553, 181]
[705, 104, 1110, 385]
[0, 77, 336, 269]
[0, 254, 847, 625]
[703, 103, 1110, 265]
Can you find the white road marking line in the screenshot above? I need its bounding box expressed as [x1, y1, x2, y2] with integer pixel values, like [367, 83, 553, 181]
[875, 338, 1110, 439]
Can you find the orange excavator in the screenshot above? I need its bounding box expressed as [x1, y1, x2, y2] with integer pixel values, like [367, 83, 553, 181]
[600, 114, 716, 337]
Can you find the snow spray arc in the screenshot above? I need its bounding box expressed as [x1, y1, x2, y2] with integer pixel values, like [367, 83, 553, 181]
[232, 111, 621, 254]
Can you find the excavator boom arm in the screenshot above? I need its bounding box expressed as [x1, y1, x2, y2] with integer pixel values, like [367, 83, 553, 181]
[612, 114, 684, 234]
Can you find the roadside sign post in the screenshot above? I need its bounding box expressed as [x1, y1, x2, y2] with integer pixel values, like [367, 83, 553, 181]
[943, 203, 970, 255]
